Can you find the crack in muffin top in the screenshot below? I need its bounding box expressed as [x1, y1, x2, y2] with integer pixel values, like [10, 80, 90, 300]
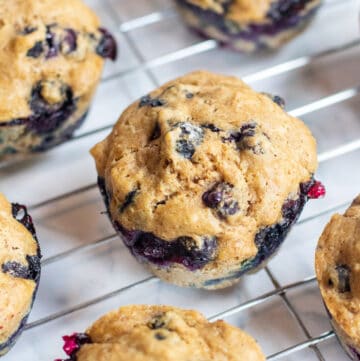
[316, 195, 360, 345]
[91, 71, 317, 265]
[0, 193, 39, 346]
[73, 305, 265, 361]
[0, 0, 106, 122]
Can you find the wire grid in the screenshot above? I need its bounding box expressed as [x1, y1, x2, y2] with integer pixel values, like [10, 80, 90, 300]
[2, 0, 360, 359]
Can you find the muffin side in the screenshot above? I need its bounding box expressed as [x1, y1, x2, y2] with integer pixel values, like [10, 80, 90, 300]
[315, 196, 360, 360]
[0, 193, 41, 356]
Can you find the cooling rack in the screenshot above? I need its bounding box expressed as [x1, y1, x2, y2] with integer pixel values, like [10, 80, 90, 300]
[1, 0, 360, 359]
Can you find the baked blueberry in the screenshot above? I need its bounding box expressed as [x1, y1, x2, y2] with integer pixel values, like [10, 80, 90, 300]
[171, 122, 204, 159]
[0, 0, 117, 162]
[315, 195, 360, 360]
[91, 71, 322, 289]
[54, 305, 265, 361]
[175, 0, 322, 52]
[0, 194, 41, 356]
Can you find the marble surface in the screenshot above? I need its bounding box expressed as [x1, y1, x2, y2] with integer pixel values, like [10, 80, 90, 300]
[1, 0, 360, 360]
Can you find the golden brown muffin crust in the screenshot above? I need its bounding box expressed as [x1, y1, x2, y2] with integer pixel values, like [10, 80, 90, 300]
[0, 0, 104, 122]
[315, 196, 360, 345]
[77, 305, 265, 361]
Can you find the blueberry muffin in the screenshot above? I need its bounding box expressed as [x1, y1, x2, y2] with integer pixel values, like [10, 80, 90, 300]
[315, 196, 360, 360]
[55, 305, 265, 361]
[0, 0, 117, 161]
[91, 70, 324, 289]
[0, 193, 41, 356]
[176, 0, 322, 52]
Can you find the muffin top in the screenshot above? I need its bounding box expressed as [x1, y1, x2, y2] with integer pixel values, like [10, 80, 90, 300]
[71, 305, 265, 361]
[0, 0, 113, 123]
[315, 196, 360, 345]
[0, 193, 41, 350]
[183, 0, 319, 23]
[91, 71, 317, 268]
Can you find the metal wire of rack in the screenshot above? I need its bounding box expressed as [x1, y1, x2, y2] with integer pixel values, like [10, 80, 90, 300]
[2, 0, 360, 360]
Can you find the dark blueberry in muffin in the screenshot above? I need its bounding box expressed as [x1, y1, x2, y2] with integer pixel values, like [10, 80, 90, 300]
[148, 314, 167, 330]
[27, 41, 44, 58]
[21, 26, 37, 35]
[27, 80, 76, 134]
[172, 122, 204, 159]
[2, 256, 40, 281]
[202, 182, 239, 218]
[223, 122, 256, 144]
[139, 95, 166, 108]
[335, 264, 351, 294]
[12, 203, 37, 237]
[45, 25, 59, 59]
[262, 93, 286, 108]
[201, 123, 221, 132]
[267, 0, 313, 22]
[154, 332, 167, 340]
[119, 189, 138, 213]
[61, 29, 77, 54]
[96, 28, 117, 60]
[131, 233, 217, 270]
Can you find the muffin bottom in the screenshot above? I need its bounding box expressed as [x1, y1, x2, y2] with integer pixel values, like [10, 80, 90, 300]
[0, 109, 88, 162]
[176, 0, 321, 52]
[330, 317, 360, 360]
[98, 177, 314, 289]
